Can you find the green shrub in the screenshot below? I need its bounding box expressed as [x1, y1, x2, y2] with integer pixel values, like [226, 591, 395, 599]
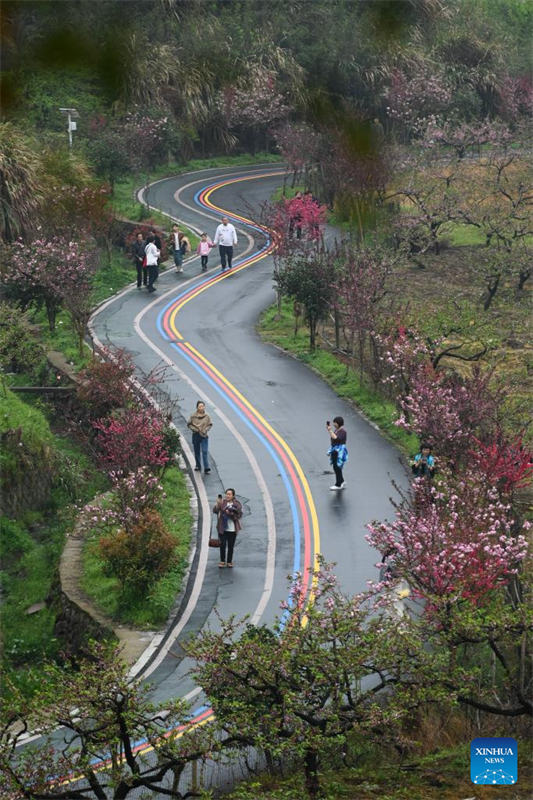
[98, 509, 177, 591]
[0, 303, 47, 379]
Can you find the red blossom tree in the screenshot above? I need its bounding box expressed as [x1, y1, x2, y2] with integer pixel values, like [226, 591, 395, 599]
[93, 409, 169, 476]
[77, 347, 136, 420]
[470, 434, 533, 495]
[266, 194, 327, 257]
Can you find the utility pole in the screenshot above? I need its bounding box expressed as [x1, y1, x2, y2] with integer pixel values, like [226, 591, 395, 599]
[59, 107, 79, 149]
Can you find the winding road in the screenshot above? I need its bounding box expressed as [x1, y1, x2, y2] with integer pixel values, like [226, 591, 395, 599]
[85, 164, 408, 790]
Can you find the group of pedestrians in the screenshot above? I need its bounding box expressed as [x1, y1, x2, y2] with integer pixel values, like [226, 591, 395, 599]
[170, 217, 237, 274]
[186, 400, 242, 569]
[185, 392, 436, 573]
[132, 217, 239, 290]
[184, 398, 353, 569]
[132, 229, 162, 293]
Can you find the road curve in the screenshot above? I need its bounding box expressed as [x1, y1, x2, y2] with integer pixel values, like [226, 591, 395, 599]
[87, 163, 408, 759]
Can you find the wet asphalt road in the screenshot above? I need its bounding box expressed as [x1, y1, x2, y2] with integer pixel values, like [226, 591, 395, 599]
[90, 164, 408, 703]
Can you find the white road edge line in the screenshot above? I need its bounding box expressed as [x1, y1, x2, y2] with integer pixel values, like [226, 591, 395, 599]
[90, 168, 278, 681]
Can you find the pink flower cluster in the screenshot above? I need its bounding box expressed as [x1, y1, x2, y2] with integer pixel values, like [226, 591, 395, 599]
[386, 68, 452, 129]
[81, 467, 165, 535]
[93, 408, 169, 476]
[219, 67, 289, 128]
[367, 473, 529, 605]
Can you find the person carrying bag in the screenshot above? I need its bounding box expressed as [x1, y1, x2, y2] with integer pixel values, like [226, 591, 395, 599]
[212, 489, 242, 569]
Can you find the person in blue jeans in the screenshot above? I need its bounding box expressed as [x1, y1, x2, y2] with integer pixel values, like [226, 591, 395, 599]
[187, 400, 212, 473]
[327, 416, 348, 490]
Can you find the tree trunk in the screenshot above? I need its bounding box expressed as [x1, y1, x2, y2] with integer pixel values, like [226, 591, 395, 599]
[46, 300, 57, 332]
[484, 275, 500, 310]
[334, 308, 340, 350]
[304, 748, 321, 799]
[518, 270, 530, 291]
[358, 332, 365, 386]
[104, 234, 113, 267]
[309, 317, 316, 351]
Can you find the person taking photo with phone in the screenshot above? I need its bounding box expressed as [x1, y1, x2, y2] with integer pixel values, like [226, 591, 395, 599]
[327, 416, 348, 490]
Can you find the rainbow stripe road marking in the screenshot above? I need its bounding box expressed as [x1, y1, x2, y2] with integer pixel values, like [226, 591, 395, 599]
[58, 169, 321, 788]
[159, 169, 320, 605]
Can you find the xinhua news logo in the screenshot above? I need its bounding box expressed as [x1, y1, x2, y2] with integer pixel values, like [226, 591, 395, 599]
[470, 737, 517, 785]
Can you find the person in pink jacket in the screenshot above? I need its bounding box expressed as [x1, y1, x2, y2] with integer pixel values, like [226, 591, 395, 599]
[196, 232, 214, 272]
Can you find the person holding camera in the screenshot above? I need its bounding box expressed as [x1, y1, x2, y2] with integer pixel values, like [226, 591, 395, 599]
[411, 443, 436, 479]
[326, 416, 348, 490]
[213, 488, 243, 568]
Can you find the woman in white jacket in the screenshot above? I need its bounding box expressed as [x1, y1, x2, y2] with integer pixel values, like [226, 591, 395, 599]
[145, 235, 160, 293]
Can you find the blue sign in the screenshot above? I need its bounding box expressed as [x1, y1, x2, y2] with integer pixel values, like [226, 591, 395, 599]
[471, 737, 517, 785]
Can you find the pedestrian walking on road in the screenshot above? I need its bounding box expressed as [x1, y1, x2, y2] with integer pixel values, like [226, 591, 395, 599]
[132, 232, 147, 288]
[327, 416, 348, 490]
[145, 235, 160, 293]
[169, 223, 190, 273]
[213, 216, 237, 271]
[187, 400, 212, 473]
[149, 228, 163, 264]
[197, 232, 214, 272]
[213, 488, 243, 568]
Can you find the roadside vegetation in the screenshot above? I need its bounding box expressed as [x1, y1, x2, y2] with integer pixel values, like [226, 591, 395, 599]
[0, 388, 107, 702]
[82, 464, 192, 627]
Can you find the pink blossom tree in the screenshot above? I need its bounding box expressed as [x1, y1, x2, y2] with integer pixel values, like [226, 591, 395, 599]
[60, 242, 98, 356]
[273, 122, 322, 188]
[332, 243, 398, 381]
[80, 467, 165, 536]
[219, 66, 290, 153]
[93, 409, 170, 476]
[421, 117, 512, 159]
[4, 237, 96, 332]
[496, 74, 533, 126]
[386, 67, 452, 140]
[367, 473, 528, 606]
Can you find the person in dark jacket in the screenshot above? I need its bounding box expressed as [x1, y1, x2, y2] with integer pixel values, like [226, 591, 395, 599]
[132, 232, 147, 288]
[213, 488, 243, 568]
[327, 416, 348, 490]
